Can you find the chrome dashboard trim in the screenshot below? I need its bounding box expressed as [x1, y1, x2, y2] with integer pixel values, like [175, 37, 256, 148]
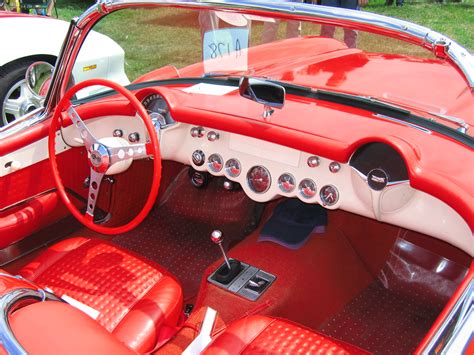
[373, 114, 432, 134]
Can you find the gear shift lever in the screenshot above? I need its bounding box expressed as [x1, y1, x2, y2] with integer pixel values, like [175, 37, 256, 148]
[210, 230, 242, 285]
[211, 230, 231, 270]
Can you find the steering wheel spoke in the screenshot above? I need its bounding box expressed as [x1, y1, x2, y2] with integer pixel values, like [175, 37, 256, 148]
[108, 143, 149, 165]
[67, 106, 98, 150]
[49, 78, 161, 235]
[85, 169, 104, 221]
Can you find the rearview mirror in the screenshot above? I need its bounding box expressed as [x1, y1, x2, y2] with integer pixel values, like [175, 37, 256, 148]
[239, 77, 285, 110]
[26, 61, 54, 99]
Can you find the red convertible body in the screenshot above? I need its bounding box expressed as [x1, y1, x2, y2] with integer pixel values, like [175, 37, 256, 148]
[0, 1, 472, 354]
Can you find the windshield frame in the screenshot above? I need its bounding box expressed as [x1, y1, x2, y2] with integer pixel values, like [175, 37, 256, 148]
[47, 0, 474, 125]
[1, 0, 473, 140]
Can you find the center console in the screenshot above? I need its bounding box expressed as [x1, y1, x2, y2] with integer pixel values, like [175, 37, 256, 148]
[207, 230, 276, 301]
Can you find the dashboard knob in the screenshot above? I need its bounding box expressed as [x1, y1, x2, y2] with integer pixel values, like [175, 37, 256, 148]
[192, 150, 205, 166]
[307, 156, 320, 168]
[207, 131, 220, 142]
[113, 129, 123, 138]
[128, 132, 140, 143]
[190, 126, 205, 138]
[329, 161, 341, 173]
[223, 180, 234, 190]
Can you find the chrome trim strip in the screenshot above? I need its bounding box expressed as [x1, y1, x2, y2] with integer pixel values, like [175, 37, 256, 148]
[423, 280, 474, 354]
[374, 114, 432, 134]
[350, 166, 410, 187]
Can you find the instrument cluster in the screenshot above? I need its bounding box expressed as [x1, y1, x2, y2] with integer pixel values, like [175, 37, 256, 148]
[186, 125, 345, 208]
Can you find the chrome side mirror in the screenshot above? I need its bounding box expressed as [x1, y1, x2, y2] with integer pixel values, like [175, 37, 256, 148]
[239, 77, 285, 111]
[26, 61, 54, 99]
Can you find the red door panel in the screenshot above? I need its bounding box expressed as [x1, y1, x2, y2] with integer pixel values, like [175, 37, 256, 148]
[0, 147, 90, 249]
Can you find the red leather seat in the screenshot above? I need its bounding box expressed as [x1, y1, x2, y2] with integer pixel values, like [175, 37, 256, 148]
[17, 237, 183, 353]
[203, 315, 369, 355]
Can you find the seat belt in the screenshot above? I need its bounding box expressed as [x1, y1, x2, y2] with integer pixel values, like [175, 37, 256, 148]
[182, 307, 217, 355]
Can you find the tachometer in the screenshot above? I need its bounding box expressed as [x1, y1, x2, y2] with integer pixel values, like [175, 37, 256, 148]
[247, 166, 271, 193]
[142, 93, 174, 127]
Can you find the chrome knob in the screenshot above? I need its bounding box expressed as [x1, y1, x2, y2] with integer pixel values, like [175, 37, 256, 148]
[307, 156, 320, 168]
[207, 131, 219, 142]
[113, 129, 123, 137]
[192, 150, 205, 166]
[190, 126, 205, 138]
[211, 230, 223, 244]
[128, 132, 140, 143]
[223, 180, 233, 190]
[329, 161, 341, 173]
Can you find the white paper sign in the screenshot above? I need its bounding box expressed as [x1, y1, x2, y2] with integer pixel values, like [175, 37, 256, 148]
[203, 28, 249, 73]
[183, 83, 237, 96]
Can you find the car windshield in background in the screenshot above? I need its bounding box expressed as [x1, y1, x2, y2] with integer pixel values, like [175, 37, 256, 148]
[74, 6, 472, 135]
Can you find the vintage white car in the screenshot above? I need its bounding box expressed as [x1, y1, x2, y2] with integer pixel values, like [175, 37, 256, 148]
[0, 11, 129, 126]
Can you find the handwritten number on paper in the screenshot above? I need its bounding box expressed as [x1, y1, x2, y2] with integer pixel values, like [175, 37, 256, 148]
[208, 38, 242, 59]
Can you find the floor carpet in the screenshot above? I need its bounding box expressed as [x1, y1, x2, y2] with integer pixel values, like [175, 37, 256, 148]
[112, 168, 261, 301]
[194, 209, 376, 330]
[318, 280, 445, 354]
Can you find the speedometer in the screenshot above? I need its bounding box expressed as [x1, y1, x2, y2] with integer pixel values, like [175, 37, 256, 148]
[247, 166, 271, 193]
[141, 93, 174, 127]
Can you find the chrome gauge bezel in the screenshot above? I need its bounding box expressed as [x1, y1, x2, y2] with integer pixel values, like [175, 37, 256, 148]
[319, 184, 339, 206]
[247, 165, 271, 194]
[141, 93, 175, 128]
[278, 173, 296, 193]
[298, 178, 317, 199]
[225, 158, 242, 177]
[207, 153, 223, 173]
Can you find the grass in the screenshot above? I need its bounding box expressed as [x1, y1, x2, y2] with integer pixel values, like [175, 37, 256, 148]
[53, 0, 473, 80]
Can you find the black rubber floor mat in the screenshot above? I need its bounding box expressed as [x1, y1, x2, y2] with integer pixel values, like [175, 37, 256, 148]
[113, 168, 261, 300]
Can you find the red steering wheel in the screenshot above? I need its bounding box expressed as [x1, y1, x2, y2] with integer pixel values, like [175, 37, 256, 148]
[48, 78, 161, 235]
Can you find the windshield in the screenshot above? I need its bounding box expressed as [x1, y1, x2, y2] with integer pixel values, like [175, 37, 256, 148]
[73, 5, 472, 134]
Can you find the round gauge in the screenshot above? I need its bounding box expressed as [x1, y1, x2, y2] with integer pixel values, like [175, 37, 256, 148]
[278, 173, 296, 193]
[298, 178, 317, 199]
[208, 154, 223, 173]
[225, 159, 241, 177]
[320, 185, 339, 206]
[247, 166, 271, 194]
[142, 93, 174, 126]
